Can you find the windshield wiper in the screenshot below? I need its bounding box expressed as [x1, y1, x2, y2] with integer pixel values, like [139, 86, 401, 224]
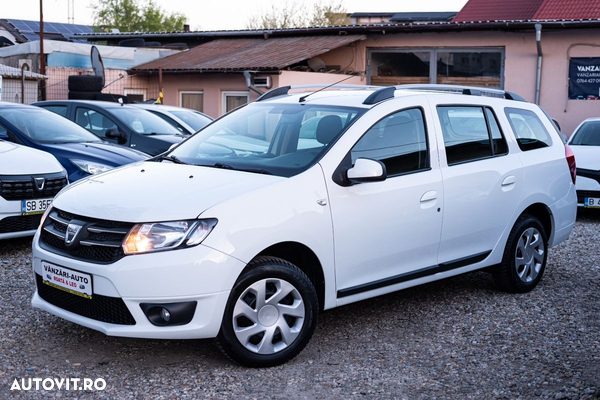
[212, 163, 272, 175]
[155, 154, 189, 165]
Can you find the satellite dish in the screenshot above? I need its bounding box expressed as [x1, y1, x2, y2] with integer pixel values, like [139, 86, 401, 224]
[90, 46, 105, 88]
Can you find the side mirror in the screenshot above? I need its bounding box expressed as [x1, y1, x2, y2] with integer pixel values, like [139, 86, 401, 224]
[347, 158, 387, 183]
[106, 128, 127, 144]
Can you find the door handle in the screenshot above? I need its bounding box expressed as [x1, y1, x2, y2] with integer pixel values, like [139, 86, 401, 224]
[501, 176, 516, 192]
[502, 176, 516, 186]
[420, 191, 438, 202]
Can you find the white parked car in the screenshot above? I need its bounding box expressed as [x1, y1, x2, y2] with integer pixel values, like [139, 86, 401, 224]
[132, 104, 213, 134]
[568, 117, 600, 207]
[31, 85, 577, 367]
[0, 140, 68, 240]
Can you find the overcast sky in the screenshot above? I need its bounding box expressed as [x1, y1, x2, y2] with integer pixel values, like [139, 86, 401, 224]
[3, 0, 468, 31]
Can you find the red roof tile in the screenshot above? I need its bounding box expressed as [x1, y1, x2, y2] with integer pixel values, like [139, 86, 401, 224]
[534, 0, 600, 20]
[453, 0, 545, 22]
[131, 35, 366, 72]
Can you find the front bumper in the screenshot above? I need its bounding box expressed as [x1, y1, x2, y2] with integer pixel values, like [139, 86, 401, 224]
[0, 197, 41, 240]
[31, 234, 246, 339]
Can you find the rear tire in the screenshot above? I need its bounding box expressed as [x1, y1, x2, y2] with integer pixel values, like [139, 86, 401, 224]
[68, 91, 98, 100]
[217, 256, 318, 367]
[493, 214, 548, 293]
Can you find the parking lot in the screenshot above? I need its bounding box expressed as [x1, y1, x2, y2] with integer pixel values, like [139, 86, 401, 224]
[0, 210, 598, 399]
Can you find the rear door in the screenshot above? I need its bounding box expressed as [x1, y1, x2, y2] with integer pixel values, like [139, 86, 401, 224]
[432, 100, 523, 265]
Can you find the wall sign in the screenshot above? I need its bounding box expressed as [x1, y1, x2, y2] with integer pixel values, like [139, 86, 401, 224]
[569, 57, 600, 100]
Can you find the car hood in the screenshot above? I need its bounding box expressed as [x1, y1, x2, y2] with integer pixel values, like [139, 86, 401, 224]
[0, 140, 64, 175]
[570, 145, 600, 171]
[52, 161, 284, 222]
[43, 141, 148, 166]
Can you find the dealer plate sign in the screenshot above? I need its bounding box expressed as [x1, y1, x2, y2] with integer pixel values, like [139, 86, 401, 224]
[41, 261, 92, 299]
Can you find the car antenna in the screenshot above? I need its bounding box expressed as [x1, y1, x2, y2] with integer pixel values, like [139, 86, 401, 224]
[298, 60, 389, 103]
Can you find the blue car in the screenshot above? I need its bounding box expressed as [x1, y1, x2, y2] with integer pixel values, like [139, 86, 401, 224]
[0, 102, 147, 182]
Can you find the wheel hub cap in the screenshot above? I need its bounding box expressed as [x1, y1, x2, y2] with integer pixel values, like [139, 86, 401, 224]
[232, 278, 305, 354]
[257, 305, 279, 327]
[515, 227, 545, 283]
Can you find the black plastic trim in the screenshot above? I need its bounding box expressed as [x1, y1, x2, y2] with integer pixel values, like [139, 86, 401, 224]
[140, 301, 197, 326]
[576, 168, 600, 184]
[363, 86, 396, 105]
[337, 250, 491, 298]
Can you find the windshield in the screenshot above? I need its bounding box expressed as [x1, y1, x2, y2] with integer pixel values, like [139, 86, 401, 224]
[0, 107, 102, 144]
[571, 121, 600, 146]
[169, 103, 365, 177]
[111, 108, 181, 135]
[170, 110, 212, 132]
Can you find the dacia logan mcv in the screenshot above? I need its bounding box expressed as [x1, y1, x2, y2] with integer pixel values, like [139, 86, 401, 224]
[31, 85, 577, 367]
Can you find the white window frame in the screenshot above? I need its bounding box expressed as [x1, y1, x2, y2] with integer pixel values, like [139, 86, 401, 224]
[179, 90, 204, 111]
[222, 91, 250, 115]
[124, 89, 147, 101]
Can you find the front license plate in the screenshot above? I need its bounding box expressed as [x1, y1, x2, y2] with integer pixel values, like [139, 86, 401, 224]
[584, 197, 600, 208]
[21, 198, 53, 215]
[41, 261, 93, 299]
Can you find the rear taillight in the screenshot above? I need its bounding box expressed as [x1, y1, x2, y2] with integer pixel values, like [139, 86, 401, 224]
[565, 144, 576, 184]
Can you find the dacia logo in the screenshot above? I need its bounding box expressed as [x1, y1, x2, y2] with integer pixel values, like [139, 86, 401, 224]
[65, 223, 83, 245]
[34, 177, 45, 191]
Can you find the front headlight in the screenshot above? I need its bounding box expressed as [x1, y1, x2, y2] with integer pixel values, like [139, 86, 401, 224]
[122, 219, 218, 255]
[70, 159, 113, 175]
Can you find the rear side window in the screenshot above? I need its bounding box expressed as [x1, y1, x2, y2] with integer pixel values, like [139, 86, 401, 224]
[505, 108, 552, 151]
[351, 108, 429, 176]
[42, 105, 68, 117]
[437, 106, 508, 165]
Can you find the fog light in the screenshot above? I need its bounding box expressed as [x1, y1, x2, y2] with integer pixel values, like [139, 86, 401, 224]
[140, 301, 197, 326]
[161, 308, 171, 322]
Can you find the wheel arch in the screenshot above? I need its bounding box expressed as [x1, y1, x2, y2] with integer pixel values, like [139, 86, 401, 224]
[520, 202, 553, 241]
[242, 242, 326, 311]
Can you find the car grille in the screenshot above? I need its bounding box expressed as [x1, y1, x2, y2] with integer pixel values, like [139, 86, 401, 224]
[0, 172, 68, 201]
[0, 214, 42, 234]
[39, 208, 134, 264]
[36, 273, 136, 325]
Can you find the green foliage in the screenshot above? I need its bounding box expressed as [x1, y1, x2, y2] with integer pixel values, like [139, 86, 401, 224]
[92, 0, 187, 33]
[246, 1, 350, 29]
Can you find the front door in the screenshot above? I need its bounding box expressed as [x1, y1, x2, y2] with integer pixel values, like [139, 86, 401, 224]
[323, 102, 444, 300]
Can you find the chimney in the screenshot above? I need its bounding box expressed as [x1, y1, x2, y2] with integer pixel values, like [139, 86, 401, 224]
[184, 24, 190, 32]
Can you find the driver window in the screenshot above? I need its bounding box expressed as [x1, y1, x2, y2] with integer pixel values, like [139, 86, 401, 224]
[351, 108, 429, 176]
[75, 108, 117, 138]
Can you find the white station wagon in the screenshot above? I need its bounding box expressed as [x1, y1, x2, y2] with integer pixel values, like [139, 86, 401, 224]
[31, 84, 577, 367]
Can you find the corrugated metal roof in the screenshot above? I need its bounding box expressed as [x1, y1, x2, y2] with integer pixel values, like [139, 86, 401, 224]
[0, 64, 47, 80]
[534, 0, 600, 20]
[453, 0, 546, 22]
[130, 35, 366, 72]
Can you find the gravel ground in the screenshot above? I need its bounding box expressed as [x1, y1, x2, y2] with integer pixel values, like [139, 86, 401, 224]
[1, 211, 599, 400]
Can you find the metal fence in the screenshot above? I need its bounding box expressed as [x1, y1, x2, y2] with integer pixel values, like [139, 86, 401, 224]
[44, 67, 161, 103]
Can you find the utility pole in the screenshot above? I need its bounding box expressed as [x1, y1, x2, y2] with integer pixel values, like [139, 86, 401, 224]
[67, 0, 75, 24]
[40, 0, 46, 100]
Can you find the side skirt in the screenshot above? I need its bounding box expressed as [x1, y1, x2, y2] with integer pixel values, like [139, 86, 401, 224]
[336, 251, 491, 298]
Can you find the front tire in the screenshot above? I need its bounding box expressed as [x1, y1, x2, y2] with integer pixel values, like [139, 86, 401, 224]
[493, 214, 548, 293]
[217, 256, 318, 367]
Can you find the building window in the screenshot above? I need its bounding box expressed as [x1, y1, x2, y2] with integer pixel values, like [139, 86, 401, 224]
[370, 51, 431, 86]
[124, 89, 147, 103]
[368, 48, 504, 88]
[222, 91, 250, 114]
[180, 91, 204, 112]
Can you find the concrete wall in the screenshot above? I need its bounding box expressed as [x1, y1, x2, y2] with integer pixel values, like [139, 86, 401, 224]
[319, 29, 600, 136]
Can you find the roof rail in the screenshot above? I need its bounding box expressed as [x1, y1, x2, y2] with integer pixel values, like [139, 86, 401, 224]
[256, 84, 381, 102]
[362, 84, 527, 105]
